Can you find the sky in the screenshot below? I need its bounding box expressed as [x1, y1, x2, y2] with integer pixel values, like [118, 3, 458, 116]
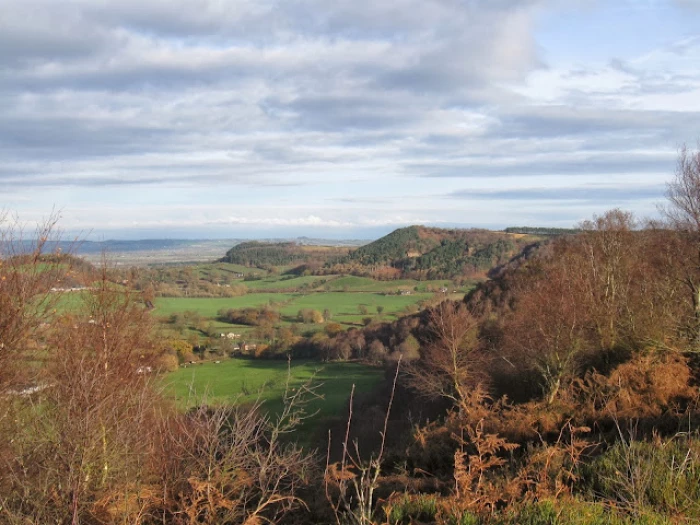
[1, 0, 699, 240]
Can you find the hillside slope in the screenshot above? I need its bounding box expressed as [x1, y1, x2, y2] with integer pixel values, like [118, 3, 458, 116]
[219, 241, 349, 268]
[345, 226, 543, 278]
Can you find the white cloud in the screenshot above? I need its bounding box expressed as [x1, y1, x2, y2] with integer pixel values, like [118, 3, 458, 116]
[0, 0, 698, 236]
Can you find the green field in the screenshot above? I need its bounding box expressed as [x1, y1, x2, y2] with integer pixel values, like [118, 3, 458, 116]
[163, 359, 384, 433]
[152, 266, 473, 343]
[241, 274, 329, 291]
[196, 262, 260, 276]
[324, 276, 459, 293]
[278, 292, 432, 322]
[154, 294, 297, 319]
[155, 290, 433, 328]
[52, 290, 89, 312]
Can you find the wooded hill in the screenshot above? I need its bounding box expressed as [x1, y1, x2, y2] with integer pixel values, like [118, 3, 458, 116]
[219, 241, 350, 267]
[342, 225, 544, 278]
[220, 226, 548, 279]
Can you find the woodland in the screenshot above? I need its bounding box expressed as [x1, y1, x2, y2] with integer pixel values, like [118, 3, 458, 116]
[2, 146, 700, 524]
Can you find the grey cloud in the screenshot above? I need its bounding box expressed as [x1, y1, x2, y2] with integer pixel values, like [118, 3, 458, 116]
[0, 0, 541, 96]
[448, 185, 665, 202]
[1, 47, 264, 93]
[0, 4, 111, 67]
[406, 151, 675, 178]
[249, 143, 307, 164]
[86, 0, 537, 43]
[0, 0, 698, 206]
[674, 0, 700, 12]
[0, 168, 304, 189]
[266, 93, 419, 131]
[374, 7, 540, 95]
[495, 107, 700, 140]
[407, 161, 668, 179]
[0, 116, 173, 160]
[605, 60, 697, 98]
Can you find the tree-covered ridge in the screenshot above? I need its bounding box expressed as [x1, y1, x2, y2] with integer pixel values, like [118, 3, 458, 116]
[344, 226, 540, 278]
[346, 226, 426, 265]
[219, 241, 347, 268]
[408, 238, 518, 277]
[504, 226, 581, 235]
[218, 227, 541, 278]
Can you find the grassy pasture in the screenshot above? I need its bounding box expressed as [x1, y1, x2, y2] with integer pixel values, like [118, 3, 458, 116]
[324, 276, 460, 293]
[164, 359, 383, 433]
[154, 294, 297, 319]
[155, 290, 433, 329]
[241, 274, 330, 291]
[279, 292, 432, 323]
[196, 262, 260, 276]
[52, 290, 90, 313]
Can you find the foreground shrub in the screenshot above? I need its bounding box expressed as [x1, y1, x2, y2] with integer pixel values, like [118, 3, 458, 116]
[490, 499, 674, 525]
[148, 402, 315, 524]
[583, 434, 700, 519]
[386, 494, 440, 524]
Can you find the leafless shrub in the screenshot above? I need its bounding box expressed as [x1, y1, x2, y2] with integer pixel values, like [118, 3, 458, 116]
[0, 211, 75, 392]
[0, 261, 163, 524]
[324, 359, 401, 525]
[452, 419, 520, 515]
[149, 362, 319, 525]
[404, 301, 482, 413]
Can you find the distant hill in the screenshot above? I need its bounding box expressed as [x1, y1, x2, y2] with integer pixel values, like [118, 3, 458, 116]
[344, 226, 427, 265]
[39, 237, 369, 266]
[215, 226, 547, 277]
[504, 226, 581, 236]
[219, 241, 351, 268]
[342, 226, 544, 279]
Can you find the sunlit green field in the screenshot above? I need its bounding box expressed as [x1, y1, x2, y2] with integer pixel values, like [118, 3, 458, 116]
[277, 292, 432, 322]
[324, 276, 458, 293]
[154, 294, 297, 319]
[163, 359, 384, 434]
[155, 290, 433, 328]
[240, 275, 329, 290]
[196, 262, 260, 276]
[51, 290, 90, 312]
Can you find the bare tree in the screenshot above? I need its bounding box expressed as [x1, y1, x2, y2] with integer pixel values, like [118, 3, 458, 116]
[0, 211, 74, 392]
[665, 144, 700, 231]
[578, 209, 637, 350]
[152, 365, 319, 524]
[324, 359, 400, 525]
[663, 144, 700, 344]
[405, 301, 481, 412]
[503, 254, 586, 405]
[1, 264, 162, 524]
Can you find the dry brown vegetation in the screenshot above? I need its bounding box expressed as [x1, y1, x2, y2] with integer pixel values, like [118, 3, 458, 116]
[0, 215, 315, 525]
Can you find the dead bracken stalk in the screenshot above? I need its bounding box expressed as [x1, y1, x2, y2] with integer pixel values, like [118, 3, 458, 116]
[452, 419, 519, 515]
[151, 359, 320, 525]
[325, 357, 401, 525]
[498, 418, 594, 507]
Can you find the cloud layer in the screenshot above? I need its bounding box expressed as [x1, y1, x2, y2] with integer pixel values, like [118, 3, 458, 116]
[1, 0, 699, 238]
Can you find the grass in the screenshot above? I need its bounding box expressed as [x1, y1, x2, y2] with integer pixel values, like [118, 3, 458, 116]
[163, 358, 384, 435]
[242, 274, 330, 290]
[155, 290, 435, 328]
[196, 262, 260, 276]
[278, 292, 433, 323]
[51, 290, 90, 313]
[154, 294, 297, 319]
[325, 276, 459, 293]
